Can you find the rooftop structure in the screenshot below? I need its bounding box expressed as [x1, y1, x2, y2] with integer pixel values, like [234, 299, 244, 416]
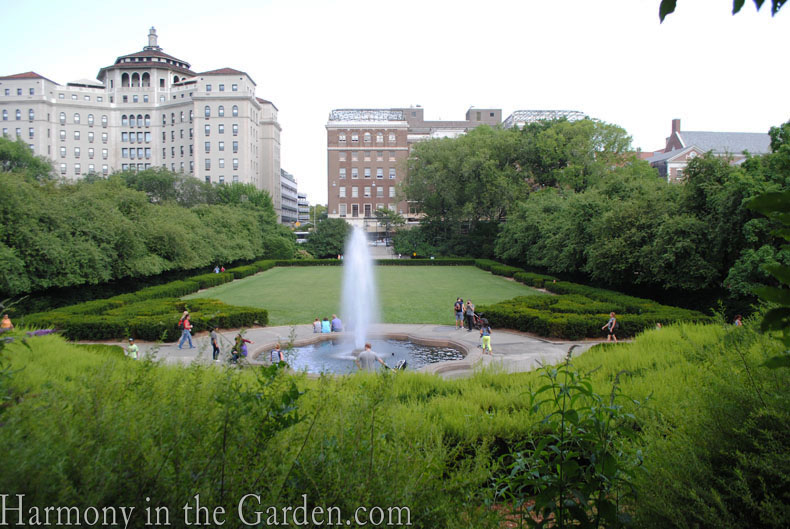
[502, 109, 587, 129]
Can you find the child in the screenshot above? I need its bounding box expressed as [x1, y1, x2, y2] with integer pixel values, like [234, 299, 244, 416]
[313, 318, 322, 333]
[125, 338, 139, 360]
[480, 319, 492, 355]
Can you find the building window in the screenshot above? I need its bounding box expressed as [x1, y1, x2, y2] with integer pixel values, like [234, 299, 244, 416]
[339, 186, 346, 198]
[60, 163, 67, 174]
[171, 113, 175, 125]
[205, 124, 210, 136]
[88, 132, 94, 143]
[339, 151, 347, 161]
[28, 109, 34, 121]
[339, 203, 347, 217]
[132, 95, 138, 103]
[205, 141, 211, 153]
[88, 148, 94, 159]
[219, 158, 225, 168]
[102, 132, 107, 143]
[29, 87, 34, 95]
[389, 186, 396, 198]
[206, 84, 212, 92]
[232, 105, 238, 117]
[59, 112, 66, 125]
[233, 158, 239, 170]
[101, 115, 108, 128]
[376, 132, 383, 143]
[364, 168, 371, 179]
[102, 165, 108, 175]
[364, 186, 371, 198]
[28, 127, 33, 139]
[351, 133, 358, 143]
[190, 161, 194, 173]
[232, 84, 238, 91]
[376, 186, 384, 197]
[145, 132, 151, 142]
[204, 105, 211, 118]
[376, 168, 383, 179]
[122, 115, 128, 127]
[339, 132, 346, 142]
[60, 130, 66, 141]
[219, 84, 225, 92]
[87, 114, 94, 126]
[232, 124, 238, 136]
[232, 175, 239, 183]
[364, 204, 372, 217]
[218, 105, 224, 117]
[351, 151, 359, 161]
[74, 131, 80, 140]
[339, 168, 346, 179]
[376, 151, 383, 161]
[131, 115, 137, 127]
[388, 132, 396, 143]
[205, 159, 211, 170]
[232, 141, 238, 153]
[352, 204, 359, 218]
[73, 113, 80, 124]
[74, 147, 80, 158]
[102, 149, 108, 159]
[60, 147, 66, 158]
[363, 132, 371, 143]
[88, 164, 95, 174]
[364, 151, 371, 161]
[74, 163, 81, 175]
[389, 168, 396, 179]
[1, 110, 6, 121]
[352, 186, 359, 198]
[218, 124, 225, 134]
[389, 151, 396, 161]
[351, 168, 358, 179]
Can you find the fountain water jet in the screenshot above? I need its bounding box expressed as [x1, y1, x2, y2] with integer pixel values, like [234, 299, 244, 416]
[341, 226, 379, 350]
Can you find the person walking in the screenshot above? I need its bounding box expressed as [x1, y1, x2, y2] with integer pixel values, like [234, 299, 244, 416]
[465, 300, 475, 332]
[355, 343, 387, 371]
[454, 298, 464, 330]
[270, 343, 285, 365]
[210, 327, 221, 361]
[178, 313, 194, 349]
[602, 312, 618, 343]
[125, 338, 139, 359]
[480, 319, 492, 355]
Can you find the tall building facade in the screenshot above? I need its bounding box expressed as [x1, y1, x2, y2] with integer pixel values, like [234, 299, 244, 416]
[280, 169, 298, 225]
[0, 28, 283, 219]
[325, 106, 501, 232]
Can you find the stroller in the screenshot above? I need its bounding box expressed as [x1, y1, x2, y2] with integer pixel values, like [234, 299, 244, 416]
[471, 312, 485, 330]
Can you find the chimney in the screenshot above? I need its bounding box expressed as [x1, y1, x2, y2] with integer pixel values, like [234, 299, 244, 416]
[671, 118, 681, 135]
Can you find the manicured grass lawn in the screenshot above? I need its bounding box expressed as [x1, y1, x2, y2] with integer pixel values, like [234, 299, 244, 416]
[185, 266, 543, 326]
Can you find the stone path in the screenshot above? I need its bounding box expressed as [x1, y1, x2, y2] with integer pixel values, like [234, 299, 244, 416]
[103, 323, 603, 379]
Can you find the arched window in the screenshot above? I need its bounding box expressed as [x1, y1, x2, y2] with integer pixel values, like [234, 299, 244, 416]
[131, 72, 140, 87]
[121, 73, 130, 87]
[141, 72, 150, 87]
[122, 115, 128, 127]
[204, 106, 211, 118]
[232, 105, 238, 117]
[87, 114, 94, 126]
[15, 109, 21, 120]
[218, 105, 224, 117]
[102, 115, 108, 128]
[173, 75, 180, 84]
[129, 115, 135, 127]
[137, 114, 143, 127]
[376, 132, 383, 143]
[144, 114, 151, 127]
[28, 109, 34, 121]
[364, 132, 371, 142]
[73, 113, 80, 124]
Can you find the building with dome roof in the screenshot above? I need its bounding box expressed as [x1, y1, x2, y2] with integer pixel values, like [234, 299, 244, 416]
[0, 28, 284, 219]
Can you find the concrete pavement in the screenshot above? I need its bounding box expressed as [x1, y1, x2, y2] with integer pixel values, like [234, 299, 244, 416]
[109, 323, 601, 379]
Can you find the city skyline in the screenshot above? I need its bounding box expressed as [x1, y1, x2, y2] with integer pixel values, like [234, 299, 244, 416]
[1, 0, 788, 204]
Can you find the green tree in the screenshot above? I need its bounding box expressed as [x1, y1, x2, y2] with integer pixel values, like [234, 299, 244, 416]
[0, 137, 53, 181]
[373, 208, 405, 243]
[304, 218, 350, 259]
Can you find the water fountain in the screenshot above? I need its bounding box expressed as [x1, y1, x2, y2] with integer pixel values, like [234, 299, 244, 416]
[341, 226, 379, 350]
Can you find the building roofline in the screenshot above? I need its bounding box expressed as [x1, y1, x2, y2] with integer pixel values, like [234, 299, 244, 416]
[0, 71, 60, 85]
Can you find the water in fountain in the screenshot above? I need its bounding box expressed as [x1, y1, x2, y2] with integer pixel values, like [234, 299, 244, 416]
[341, 226, 379, 350]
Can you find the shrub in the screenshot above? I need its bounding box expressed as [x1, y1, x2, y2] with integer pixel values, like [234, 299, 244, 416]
[189, 272, 234, 289]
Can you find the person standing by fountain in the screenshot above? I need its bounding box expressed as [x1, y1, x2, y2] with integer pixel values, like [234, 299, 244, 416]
[355, 343, 387, 371]
[480, 319, 493, 355]
[454, 298, 464, 330]
[464, 300, 475, 332]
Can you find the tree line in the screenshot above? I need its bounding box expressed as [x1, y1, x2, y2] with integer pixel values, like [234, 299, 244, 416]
[395, 119, 790, 311]
[0, 137, 296, 298]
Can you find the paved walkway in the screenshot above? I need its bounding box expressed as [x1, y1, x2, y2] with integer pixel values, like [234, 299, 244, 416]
[107, 323, 602, 379]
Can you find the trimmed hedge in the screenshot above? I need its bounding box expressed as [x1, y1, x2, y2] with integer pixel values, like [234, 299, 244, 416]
[375, 258, 476, 266]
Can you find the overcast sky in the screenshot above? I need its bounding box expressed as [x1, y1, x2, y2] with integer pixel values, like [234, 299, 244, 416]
[2, 0, 788, 204]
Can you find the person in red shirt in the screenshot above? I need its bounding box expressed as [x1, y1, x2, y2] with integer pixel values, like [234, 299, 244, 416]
[178, 312, 194, 349]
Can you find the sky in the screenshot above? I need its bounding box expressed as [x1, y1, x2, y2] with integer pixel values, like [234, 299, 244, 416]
[1, 0, 788, 204]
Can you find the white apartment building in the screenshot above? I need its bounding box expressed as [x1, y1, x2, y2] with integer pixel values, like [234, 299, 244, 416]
[280, 169, 298, 225]
[0, 28, 283, 218]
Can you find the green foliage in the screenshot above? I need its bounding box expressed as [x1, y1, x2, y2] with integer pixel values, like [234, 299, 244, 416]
[495, 359, 643, 528]
[303, 218, 351, 258]
[0, 137, 53, 181]
[0, 166, 289, 297]
[660, 0, 787, 22]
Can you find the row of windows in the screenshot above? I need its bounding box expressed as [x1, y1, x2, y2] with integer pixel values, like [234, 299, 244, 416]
[204, 105, 239, 118]
[122, 114, 152, 127]
[163, 111, 193, 125]
[121, 148, 152, 159]
[57, 112, 108, 127]
[338, 186, 397, 198]
[203, 158, 240, 170]
[123, 131, 153, 143]
[57, 93, 104, 102]
[60, 130, 108, 143]
[4, 88, 35, 96]
[338, 203, 398, 218]
[204, 123, 239, 136]
[338, 132, 397, 143]
[339, 167, 397, 179]
[204, 141, 239, 153]
[122, 163, 154, 172]
[59, 163, 109, 176]
[60, 147, 108, 159]
[162, 129, 192, 141]
[205, 84, 239, 93]
[163, 146, 193, 158]
[3, 109, 34, 121]
[339, 151, 398, 162]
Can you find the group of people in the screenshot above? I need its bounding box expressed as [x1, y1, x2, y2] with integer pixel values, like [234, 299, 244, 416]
[212, 265, 226, 274]
[453, 298, 493, 354]
[313, 315, 343, 333]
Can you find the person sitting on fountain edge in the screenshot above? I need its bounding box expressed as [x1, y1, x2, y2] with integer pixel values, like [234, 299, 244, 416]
[355, 343, 387, 371]
[321, 317, 332, 333]
[331, 314, 343, 332]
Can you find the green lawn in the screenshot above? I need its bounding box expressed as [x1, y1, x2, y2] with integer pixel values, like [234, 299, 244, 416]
[185, 266, 543, 326]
